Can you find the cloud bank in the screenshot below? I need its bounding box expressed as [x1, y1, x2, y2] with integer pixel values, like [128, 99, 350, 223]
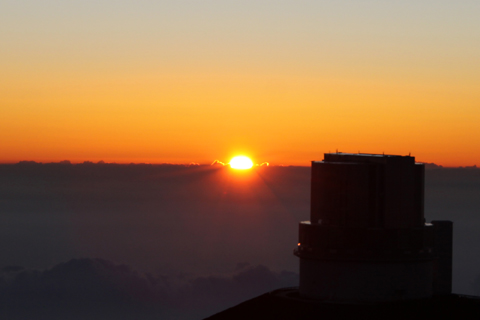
[0, 259, 298, 320]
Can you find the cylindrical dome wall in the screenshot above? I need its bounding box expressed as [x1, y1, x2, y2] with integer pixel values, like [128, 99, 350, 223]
[295, 153, 448, 303]
[298, 258, 434, 302]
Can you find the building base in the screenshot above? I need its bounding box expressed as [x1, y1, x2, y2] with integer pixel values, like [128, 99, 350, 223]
[299, 258, 434, 302]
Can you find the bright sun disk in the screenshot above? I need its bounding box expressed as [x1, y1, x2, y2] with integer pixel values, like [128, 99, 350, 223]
[229, 156, 254, 170]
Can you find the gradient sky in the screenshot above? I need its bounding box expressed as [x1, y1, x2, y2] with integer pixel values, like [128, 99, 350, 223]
[1, 1, 479, 166]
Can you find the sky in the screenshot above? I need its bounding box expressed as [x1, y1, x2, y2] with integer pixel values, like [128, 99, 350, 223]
[1, 1, 479, 166]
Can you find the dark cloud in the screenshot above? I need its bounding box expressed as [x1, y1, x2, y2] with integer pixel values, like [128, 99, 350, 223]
[184, 264, 298, 314]
[0, 162, 479, 318]
[0, 163, 310, 276]
[0, 258, 298, 320]
[0, 259, 159, 319]
[422, 162, 444, 169]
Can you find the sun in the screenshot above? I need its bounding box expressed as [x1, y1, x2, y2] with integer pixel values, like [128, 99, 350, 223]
[229, 156, 254, 170]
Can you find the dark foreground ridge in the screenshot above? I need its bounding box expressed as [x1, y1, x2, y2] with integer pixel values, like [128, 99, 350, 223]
[204, 288, 480, 320]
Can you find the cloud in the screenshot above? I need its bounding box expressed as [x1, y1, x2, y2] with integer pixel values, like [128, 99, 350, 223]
[0, 259, 298, 320]
[0, 259, 160, 320]
[2, 162, 480, 298]
[211, 160, 226, 166]
[422, 162, 444, 169]
[184, 264, 297, 310]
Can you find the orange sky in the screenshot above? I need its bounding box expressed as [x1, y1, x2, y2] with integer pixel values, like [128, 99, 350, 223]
[1, 2, 479, 167]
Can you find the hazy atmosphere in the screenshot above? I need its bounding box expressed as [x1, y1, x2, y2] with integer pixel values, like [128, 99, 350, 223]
[0, 162, 479, 319]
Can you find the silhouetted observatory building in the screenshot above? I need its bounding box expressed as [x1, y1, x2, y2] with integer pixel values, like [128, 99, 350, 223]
[295, 153, 452, 302]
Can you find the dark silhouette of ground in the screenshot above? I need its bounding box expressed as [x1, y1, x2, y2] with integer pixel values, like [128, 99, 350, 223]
[205, 288, 480, 320]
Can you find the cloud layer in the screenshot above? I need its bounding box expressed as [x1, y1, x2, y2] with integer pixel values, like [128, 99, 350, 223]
[0, 163, 480, 318]
[0, 258, 298, 320]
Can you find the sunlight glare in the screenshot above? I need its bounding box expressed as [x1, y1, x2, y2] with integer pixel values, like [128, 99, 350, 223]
[229, 156, 254, 170]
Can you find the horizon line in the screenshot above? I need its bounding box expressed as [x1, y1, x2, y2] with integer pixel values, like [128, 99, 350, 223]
[0, 160, 478, 169]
